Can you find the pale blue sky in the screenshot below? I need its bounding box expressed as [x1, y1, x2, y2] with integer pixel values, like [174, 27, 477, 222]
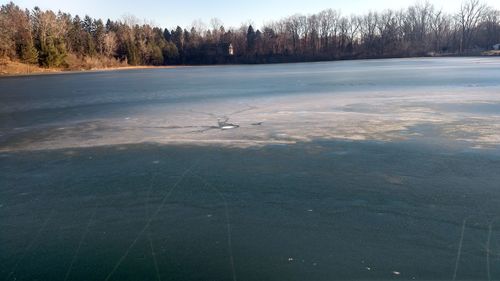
[5, 0, 500, 29]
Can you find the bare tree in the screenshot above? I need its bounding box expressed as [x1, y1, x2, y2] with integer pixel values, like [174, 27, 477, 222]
[457, 0, 489, 52]
[103, 31, 117, 57]
[318, 9, 339, 53]
[347, 15, 361, 54]
[477, 8, 500, 48]
[307, 14, 320, 54]
[360, 12, 379, 56]
[209, 18, 223, 42]
[430, 10, 452, 52]
[0, 10, 14, 58]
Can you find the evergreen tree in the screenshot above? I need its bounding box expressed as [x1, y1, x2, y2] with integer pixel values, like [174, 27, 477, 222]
[183, 29, 191, 46]
[163, 41, 179, 64]
[83, 15, 95, 33]
[172, 26, 184, 50]
[246, 25, 256, 53]
[149, 45, 163, 65]
[105, 19, 114, 32]
[69, 15, 84, 55]
[163, 28, 171, 42]
[94, 19, 106, 55]
[125, 40, 139, 65]
[20, 40, 38, 64]
[39, 36, 66, 67]
[82, 15, 96, 56]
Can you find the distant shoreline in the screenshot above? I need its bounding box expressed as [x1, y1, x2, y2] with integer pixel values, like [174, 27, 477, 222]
[0, 63, 180, 77]
[1, 53, 499, 77]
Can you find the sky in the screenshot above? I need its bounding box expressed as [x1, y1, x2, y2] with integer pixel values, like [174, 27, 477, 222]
[5, 0, 500, 29]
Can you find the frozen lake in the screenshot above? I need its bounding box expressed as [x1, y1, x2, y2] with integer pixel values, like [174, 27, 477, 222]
[2, 57, 500, 150]
[1, 58, 500, 280]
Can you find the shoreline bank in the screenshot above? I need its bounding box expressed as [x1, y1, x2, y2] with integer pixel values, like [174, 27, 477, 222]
[1, 53, 499, 77]
[0, 63, 180, 77]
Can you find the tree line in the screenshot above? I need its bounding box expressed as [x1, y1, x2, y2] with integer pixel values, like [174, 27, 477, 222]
[0, 0, 499, 68]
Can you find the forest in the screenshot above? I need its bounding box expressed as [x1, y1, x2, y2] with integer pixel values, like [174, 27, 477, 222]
[0, 0, 499, 69]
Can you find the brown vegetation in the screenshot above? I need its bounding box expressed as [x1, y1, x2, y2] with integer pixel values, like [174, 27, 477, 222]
[0, 58, 59, 75]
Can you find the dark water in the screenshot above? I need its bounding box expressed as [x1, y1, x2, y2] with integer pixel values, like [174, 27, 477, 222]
[2, 142, 500, 281]
[1, 58, 500, 281]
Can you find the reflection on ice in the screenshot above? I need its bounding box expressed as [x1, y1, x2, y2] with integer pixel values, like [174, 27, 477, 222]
[3, 88, 500, 152]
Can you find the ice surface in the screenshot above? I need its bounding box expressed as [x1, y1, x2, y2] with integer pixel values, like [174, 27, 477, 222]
[1, 57, 500, 152]
[2, 58, 500, 281]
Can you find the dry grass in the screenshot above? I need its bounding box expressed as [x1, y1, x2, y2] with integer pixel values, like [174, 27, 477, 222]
[65, 54, 128, 70]
[482, 50, 500, 56]
[0, 59, 60, 75]
[0, 57, 177, 77]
